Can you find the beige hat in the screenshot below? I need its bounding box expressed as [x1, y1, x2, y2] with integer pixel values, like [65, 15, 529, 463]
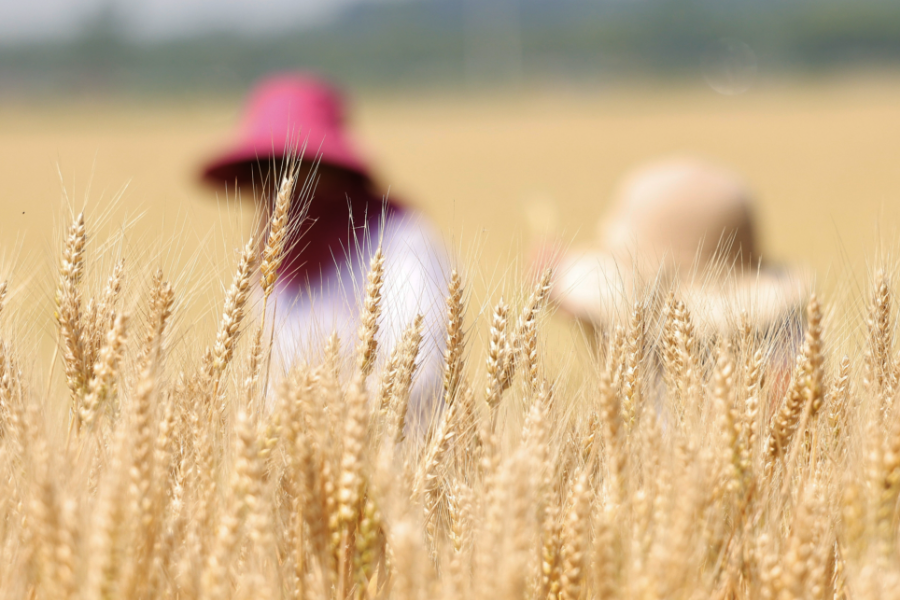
[551, 157, 808, 335]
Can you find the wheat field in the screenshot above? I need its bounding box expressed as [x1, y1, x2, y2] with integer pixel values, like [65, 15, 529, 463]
[0, 173, 898, 599]
[2, 78, 900, 599]
[4, 77, 900, 289]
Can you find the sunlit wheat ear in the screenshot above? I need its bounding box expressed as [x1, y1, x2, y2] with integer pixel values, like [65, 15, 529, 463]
[765, 294, 824, 478]
[447, 477, 473, 556]
[598, 359, 625, 508]
[323, 330, 341, 379]
[516, 267, 553, 392]
[389, 314, 423, 443]
[82, 407, 132, 600]
[243, 429, 278, 597]
[606, 324, 626, 395]
[98, 258, 125, 327]
[356, 247, 385, 377]
[559, 469, 590, 600]
[353, 495, 383, 591]
[201, 408, 261, 600]
[0, 343, 12, 435]
[243, 328, 265, 410]
[377, 314, 423, 418]
[804, 293, 826, 415]
[782, 293, 825, 487]
[137, 269, 174, 369]
[285, 423, 310, 600]
[0, 280, 7, 316]
[179, 389, 214, 595]
[79, 312, 128, 429]
[416, 399, 457, 551]
[500, 451, 535, 600]
[212, 236, 256, 380]
[877, 400, 900, 545]
[339, 386, 378, 596]
[335, 376, 368, 555]
[765, 348, 807, 475]
[57, 211, 88, 406]
[712, 345, 746, 497]
[260, 170, 297, 301]
[827, 355, 851, 446]
[83, 259, 126, 383]
[755, 532, 782, 599]
[120, 351, 160, 597]
[742, 345, 764, 461]
[866, 270, 895, 412]
[538, 476, 563, 600]
[146, 395, 180, 597]
[591, 499, 620, 600]
[663, 291, 700, 418]
[451, 379, 479, 461]
[523, 380, 553, 501]
[442, 270, 466, 406]
[780, 480, 830, 596]
[317, 332, 346, 447]
[293, 397, 337, 585]
[831, 542, 848, 600]
[485, 297, 510, 412]
[377, 347, 400, 415]
[621, 301, 645, 430]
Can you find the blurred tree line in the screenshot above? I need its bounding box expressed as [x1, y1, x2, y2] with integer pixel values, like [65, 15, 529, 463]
[1, 0, 900, 96]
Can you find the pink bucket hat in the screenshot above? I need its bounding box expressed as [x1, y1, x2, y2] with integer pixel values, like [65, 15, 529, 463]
[201, 73, 371, 184]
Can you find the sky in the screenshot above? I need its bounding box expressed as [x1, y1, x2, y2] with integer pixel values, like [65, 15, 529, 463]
[0, 0, 404, 43]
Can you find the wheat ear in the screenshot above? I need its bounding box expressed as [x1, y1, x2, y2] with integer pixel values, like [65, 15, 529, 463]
[517, 267, 553, 393]
[389, 314, 424, 443]
[260, 170, 297, 301]
[57, 211, 88, 410]
[827, 355, 851, 447]
[442, 270, 466, 405]
[212, 236, 256, 385]
[865, 269, 895, 409]
[0, 280, 8, 317]
[356, 247, 385, 377]
[138, 269, 174, 369]
[621, 301, 645, 430]
[767, 294, 824, 482]
[79, 312, 128, 429]
[485, 297, 510, 413]
[416, 400, 458, 552]
[712, 345, 745, 496]
[559, 469, 591, 600]
[598, 359, 625, 508]
[335, 376, 369, 596]
[200, 408, 262, 600]
[781, 294, 825, 492]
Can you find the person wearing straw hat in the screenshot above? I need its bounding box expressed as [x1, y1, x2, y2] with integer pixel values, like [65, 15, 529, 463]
[201, 73, 451, 421]
[540, 156, 808, 343]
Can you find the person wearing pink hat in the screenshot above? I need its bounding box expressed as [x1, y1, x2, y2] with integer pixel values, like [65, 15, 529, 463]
[202, 73, 451, 424]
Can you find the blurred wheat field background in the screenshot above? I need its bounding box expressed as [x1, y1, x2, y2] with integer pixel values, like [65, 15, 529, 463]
[3, 77, 900, 366]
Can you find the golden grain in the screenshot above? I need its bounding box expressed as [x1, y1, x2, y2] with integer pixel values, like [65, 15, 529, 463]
[3, 208, 900, 599]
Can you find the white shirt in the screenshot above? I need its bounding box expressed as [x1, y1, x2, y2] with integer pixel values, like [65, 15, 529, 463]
[270, 209, 451, 423]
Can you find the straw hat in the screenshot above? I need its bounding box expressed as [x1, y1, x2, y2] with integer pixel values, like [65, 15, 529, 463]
[201, 73, 371, 185]
[551, 157, 808, 335]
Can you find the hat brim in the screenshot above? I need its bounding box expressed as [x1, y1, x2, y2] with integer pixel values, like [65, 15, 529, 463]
[201, 132, 371, 186]
[551, 248, 810, 334]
